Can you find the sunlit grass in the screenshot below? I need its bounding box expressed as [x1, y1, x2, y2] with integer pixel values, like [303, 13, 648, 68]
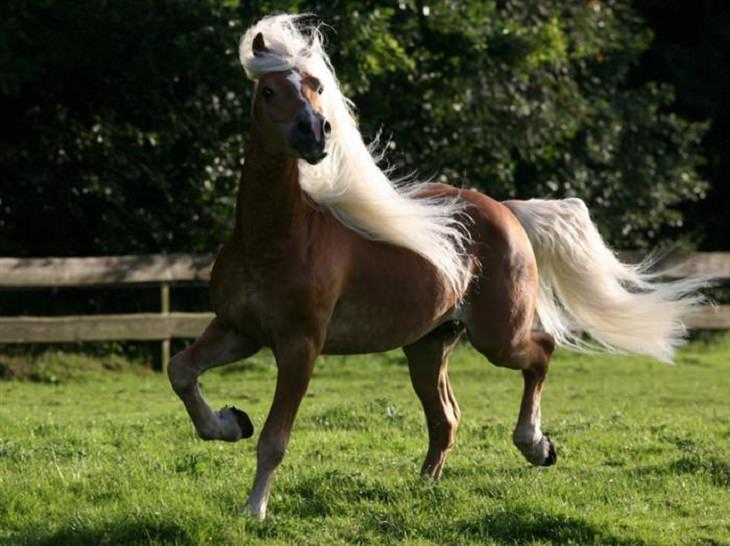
[1, 336, 729, 545]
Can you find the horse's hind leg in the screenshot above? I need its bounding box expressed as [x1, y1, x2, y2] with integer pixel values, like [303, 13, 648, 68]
[403, 321, 465, 479]
[510, 332, 556, 466]
[471, 327, 557, 466]
[168, 318, 260, 441]
[464, 214, 557, 466]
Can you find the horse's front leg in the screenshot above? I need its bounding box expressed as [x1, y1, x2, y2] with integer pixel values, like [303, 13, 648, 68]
[247, 337, 318, 519]
[168, 318, 260, 441]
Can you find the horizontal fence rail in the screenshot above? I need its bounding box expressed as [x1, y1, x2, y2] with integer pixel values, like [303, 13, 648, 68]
[0, 252, 729, 370]
[0, 253, 214, 287]
[0, 313, 215, 344]
[0, 253, 215, 371]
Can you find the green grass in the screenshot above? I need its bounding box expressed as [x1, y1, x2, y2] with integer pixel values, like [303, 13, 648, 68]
[1, 337, 729, 545]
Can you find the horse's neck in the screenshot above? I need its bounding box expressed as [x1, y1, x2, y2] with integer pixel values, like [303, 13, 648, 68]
[234, 142, 304, 254]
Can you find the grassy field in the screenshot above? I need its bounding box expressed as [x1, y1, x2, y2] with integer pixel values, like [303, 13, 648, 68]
[0, 336, 729, 545]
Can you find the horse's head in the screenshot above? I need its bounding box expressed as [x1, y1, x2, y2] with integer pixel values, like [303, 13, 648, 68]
[251, 33, 330, 165]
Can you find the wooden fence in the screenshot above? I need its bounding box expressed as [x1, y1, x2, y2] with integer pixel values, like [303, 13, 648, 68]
[0, 254, 215, 372]
[1, 252, 729, 371]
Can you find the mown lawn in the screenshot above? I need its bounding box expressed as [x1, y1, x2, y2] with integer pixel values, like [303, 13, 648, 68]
[0, 336, 729, 545]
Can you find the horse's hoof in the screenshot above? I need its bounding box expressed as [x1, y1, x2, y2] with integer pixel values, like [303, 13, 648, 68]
[542, 436, 557, 467]
[229, 406, 254, 439]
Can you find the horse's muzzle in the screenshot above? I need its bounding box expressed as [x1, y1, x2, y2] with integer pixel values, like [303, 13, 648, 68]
[292, 112, 328, 164]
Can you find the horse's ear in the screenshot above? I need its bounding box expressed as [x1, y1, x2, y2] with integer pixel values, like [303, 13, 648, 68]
[252, 33, 269, 56]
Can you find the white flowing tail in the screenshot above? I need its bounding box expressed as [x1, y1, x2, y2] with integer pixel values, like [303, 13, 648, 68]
[504, 198, 707, 362]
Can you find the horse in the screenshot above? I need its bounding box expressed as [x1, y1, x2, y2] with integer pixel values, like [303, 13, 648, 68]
[167, 14, 704, 520]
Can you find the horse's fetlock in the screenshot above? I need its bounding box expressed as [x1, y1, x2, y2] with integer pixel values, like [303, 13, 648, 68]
[512, 427, 540, 449]
[196, 426, 218, 441]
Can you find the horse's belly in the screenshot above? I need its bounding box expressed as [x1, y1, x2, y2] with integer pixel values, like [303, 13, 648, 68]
[321, 289, 455, 354]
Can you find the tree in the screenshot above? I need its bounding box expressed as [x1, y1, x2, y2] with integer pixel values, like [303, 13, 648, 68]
[0, 0, 709, 257]
[633, 0, 730, 250]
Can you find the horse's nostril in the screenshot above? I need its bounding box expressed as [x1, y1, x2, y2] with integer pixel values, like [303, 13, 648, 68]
[323, 120, 332, 135]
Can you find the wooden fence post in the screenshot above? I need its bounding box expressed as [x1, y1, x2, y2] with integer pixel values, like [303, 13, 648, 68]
[161, 282, 170, 373]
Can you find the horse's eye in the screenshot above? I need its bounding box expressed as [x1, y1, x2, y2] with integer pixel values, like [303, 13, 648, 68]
[262, 87, 273, 98]
[317, 85, 324, 95]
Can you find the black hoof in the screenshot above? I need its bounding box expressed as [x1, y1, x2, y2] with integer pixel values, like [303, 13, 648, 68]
[542, 436, 557, 467]
[230, 406, 254, 439]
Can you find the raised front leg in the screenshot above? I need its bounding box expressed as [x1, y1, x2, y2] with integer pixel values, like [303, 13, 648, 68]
[403, 321, 464, 479]
[247, 338, 318, 519]
[168, 318, 260, 441]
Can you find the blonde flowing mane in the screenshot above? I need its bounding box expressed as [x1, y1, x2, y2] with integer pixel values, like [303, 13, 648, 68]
[240, 14, 471, 295]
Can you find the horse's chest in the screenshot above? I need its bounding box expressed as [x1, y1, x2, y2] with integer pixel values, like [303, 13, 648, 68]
[210, 265, 282, 341]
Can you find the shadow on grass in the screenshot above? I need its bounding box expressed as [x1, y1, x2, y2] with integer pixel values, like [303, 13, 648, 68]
[458, 507, 648, 546]
[19, 519, 195, 546]
[632, 434, 730, 488]
[632, 456, 730, 488]
[280, 469, 395, 518]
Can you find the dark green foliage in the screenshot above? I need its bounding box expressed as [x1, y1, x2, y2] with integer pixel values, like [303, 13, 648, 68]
[634, 0, 730, 250]
[334, 1, 708, 249]
[0, 0, 248, 255]
[0, 0, 712, 256]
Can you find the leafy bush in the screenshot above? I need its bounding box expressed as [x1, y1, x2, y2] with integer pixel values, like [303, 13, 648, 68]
[0, 0, 708, 256]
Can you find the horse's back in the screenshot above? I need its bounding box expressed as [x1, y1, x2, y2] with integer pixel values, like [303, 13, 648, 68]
[418, 184, 533, 252]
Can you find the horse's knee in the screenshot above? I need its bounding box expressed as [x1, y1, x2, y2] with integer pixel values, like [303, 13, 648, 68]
[167, 349, 196, 394]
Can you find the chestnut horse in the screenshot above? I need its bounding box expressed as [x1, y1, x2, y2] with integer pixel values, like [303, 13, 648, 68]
[167, 15, 703, 519]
